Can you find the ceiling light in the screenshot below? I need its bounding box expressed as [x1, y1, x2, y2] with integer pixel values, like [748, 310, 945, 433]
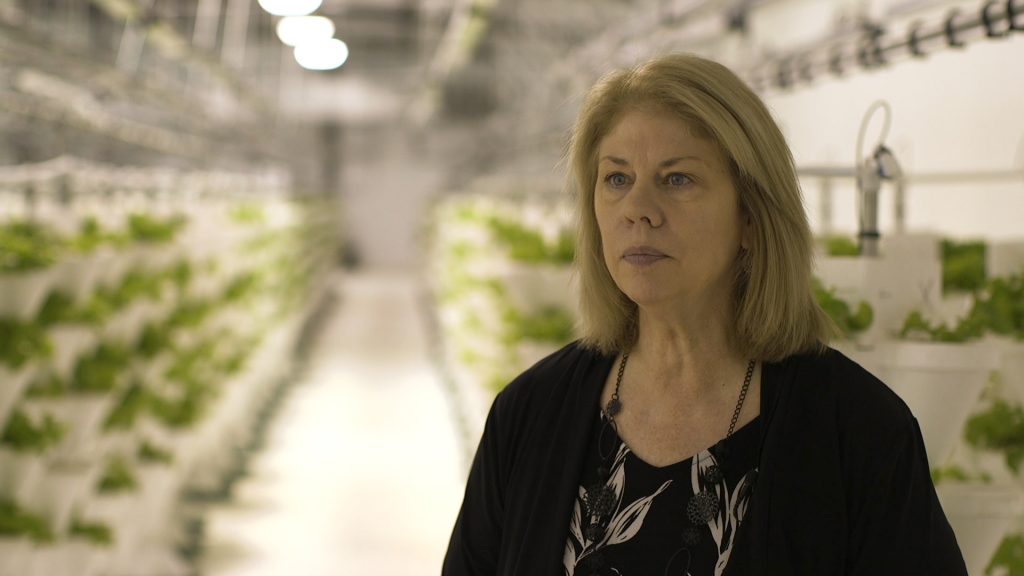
[257, 0, 322, 17]
[294, 38, 349, 71]
[276, 16, 335, 47]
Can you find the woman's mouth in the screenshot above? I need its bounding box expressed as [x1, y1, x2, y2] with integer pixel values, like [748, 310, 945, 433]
[622, 246, 668, 266]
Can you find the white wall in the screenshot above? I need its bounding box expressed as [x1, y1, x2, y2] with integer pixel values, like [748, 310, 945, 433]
[748, 2, 1024, 240]
[341, 125, 446, 270]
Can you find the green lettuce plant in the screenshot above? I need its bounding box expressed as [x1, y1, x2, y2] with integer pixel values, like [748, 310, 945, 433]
[71, 343, 130, 393]
[138, 440, 174, 465]
[37, 292, 76, 326]
[0, 499, 53, 542]
[148, 392, 208, 429]
[988, 533, 1024, 576]
[0, 319, 53, 368]
[821, 235, 860, 257]
[229, 204, 266, 225]
[25, 374, 68, 398]
[223, 272, 260, 305]
[964, 398, 1024, 473]
[0, 410, 66, 453]
[505, 306, 575, 344]
[941, 239, 986, 293]
[126, 213, 187, 244]
[486, 216, 574, 265]
[168, 260, 193, 292]
[137, 323, 173, 359]
[900, 272, 1024, 342]
[70, 517, 114, 546]
[0, 220, 61, 272]
[813, 281, 873, 338]
[70, 217, 127, 253]
[166, 300, 214, 332]
[103, 384, 151, 431]
[97, 457, 138, 493]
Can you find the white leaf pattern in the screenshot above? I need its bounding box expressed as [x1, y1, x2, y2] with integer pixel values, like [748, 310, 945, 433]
[715, 470, 756, 575]
[564, 486, 586, 575]
[565, 427, 757, 575]
[602, 479, 672, 546]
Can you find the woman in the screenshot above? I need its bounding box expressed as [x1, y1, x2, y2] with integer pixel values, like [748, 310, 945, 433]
[443, 53, 966, 576]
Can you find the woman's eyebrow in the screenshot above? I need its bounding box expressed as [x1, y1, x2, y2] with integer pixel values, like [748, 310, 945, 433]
[658, 156, 703, 167]
[598, 155, 703, 167]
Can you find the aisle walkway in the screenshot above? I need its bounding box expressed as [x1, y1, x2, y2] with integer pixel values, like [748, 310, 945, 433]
[199, 271, 466, 576]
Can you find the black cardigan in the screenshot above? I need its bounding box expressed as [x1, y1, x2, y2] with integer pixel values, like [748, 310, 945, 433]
[442, 342, 968, 575]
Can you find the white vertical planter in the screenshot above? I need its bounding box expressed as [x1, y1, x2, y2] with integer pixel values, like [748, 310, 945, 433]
[26, 540, 107, 576]
[91, 249, 133, 292]
[0, 538, 33, 576]
[882, 341, 999, 468]
[129, 245, 178, 274]
[816, 235, 942, 344]
[993, 338, 1024, 406]
[0, 364, 36, 431]
[52, 255, 102, 306]
[987, 241, 1024, 278]
[47, 326, 98, 382]
[495, 262, 577, 316]
[102, 302, 148, 346]
[0, 448, 46, 503]
[0, 269, 55, 321]
[21, 395, 115, 462]
[936, 483, 1024, 576]
[99, 430, 138, 462]
[26, 459, 100, 535]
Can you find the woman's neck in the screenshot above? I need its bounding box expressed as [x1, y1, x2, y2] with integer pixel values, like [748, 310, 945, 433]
[630, 305, 747, 401]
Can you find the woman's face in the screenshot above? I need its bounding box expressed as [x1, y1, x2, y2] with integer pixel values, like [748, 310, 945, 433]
[594, 106, 748, 312]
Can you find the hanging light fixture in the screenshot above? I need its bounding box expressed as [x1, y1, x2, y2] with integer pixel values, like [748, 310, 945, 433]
[257, 0, 322, 17]
[294, 38, 349, 70]
[276, 16, 335, 47]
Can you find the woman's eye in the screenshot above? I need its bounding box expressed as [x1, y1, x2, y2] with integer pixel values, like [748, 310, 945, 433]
[606, 173, 629, 187]
[665, 173, 690, 187]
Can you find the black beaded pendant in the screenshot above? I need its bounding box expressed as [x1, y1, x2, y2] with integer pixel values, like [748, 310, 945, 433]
[681, 526, 703, 547]
[584, 484, 617, 518]
[605, 398, 622, 417]
[686, 490, 720, 525]
[705, 463, 724, 484]
[582, 550, 605, 571]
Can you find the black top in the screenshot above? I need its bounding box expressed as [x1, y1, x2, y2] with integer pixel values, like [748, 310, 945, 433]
[442, 342, 967, 576]
[564, 411, 761, 576]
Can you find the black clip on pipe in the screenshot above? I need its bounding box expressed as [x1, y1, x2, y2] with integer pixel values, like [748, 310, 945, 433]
[945, 9, 965, 48]
[907, 21, 927, 57]
[829, 45, 844, 76]
[797, 54, 814, 82]
[775, 57, 792, 89]
[982, 0, 1006, 37]
[1009, 0, 1024, 31]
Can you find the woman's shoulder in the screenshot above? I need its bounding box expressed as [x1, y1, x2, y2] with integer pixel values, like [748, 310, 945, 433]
[499, 340, 609, 397]
[492, 340, 611, 416]
[772, 346, 916, 438]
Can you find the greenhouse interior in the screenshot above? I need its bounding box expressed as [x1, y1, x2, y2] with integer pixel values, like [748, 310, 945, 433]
[0, 0, 1023, 574]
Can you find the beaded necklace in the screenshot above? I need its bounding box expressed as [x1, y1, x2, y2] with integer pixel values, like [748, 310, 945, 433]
[579, 352, 756, 575]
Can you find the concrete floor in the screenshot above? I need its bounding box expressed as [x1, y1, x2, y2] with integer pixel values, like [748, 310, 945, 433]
[198, 271, 466, 576]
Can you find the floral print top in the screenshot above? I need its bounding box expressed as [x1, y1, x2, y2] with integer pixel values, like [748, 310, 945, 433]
[564, 410, 760, 576]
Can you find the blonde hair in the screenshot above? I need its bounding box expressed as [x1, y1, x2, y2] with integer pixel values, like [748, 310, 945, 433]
[568, 53, 832, 362]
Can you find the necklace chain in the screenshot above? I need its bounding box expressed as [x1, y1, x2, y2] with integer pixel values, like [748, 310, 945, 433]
[581, 353, 758, 575]
[606, 353, 756, 441]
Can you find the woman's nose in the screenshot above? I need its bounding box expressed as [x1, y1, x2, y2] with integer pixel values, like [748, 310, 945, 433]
[624, 180, 663, 228]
